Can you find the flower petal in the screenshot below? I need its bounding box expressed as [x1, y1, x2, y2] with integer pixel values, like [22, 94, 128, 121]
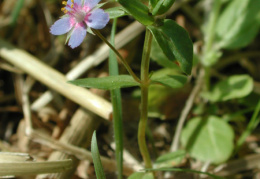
[68, 23, 87, 48]
[50, 17, 74, 35]
[84, 0, 101, 9]
[66, 0, 81, 11]
[85, 9, 109, 29]
[67, 0, 81, 6]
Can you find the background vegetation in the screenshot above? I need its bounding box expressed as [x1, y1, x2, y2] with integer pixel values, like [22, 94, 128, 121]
[0, 0, 260, 178]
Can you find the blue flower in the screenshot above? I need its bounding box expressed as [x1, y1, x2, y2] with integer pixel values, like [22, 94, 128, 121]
[50, 0, 109, 48]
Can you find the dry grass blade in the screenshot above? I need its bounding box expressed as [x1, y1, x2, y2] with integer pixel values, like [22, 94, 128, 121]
[28, 129, 135, 176]
[214, 154, 260, 176]
[0, 152, 33, 163]
[0, 159, 72, 176]
[0, 39, 112, 120]
[38, 108, 101, 179]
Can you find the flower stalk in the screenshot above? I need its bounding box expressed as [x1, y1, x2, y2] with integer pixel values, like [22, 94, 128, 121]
[93, 29, 141, 83]
[138, 28, 153, 169]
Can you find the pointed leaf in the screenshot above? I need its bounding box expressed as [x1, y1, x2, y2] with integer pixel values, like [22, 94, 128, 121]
[181, 116, 234, 164]
[69, 75, 139, 90]
[148, 19, 193, 74]
[154, 150, 186, 168]
[105, 7, 128, 19]
[91, 131, 106, 179]
[117, 0, 154, 25]
[151, 39, 180, 69]
[149, 0, 158, 8]
[151, 75, 187, 88]
[152, 0, 175, 15]
[109, 18, 124, 177]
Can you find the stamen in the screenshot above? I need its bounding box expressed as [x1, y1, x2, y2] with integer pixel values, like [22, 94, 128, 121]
[62, 1, 67, 5]
[71, 4, 74, 8]
[61, 7, 68, 13]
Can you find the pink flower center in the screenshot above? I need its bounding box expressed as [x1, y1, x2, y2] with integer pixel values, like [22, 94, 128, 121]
[62, 1, 91, 24]
[74, 10, 86, 23]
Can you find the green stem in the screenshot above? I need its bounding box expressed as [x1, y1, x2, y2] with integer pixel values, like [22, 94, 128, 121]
[138, 28, 153, 169]
[236, 100, 260, 152]
[203, 0, 222, 90]
[93, 29, 141, 83]
[109, 18, 123, 179]
[204, 0, 221, 54]
[204, 67, 210, 91]
[11, 0, 24, 26]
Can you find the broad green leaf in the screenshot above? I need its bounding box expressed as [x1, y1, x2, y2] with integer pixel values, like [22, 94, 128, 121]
[117, 0, 154, 25]
[151, 39, 180, 69]
[91, 131, 106, 179]
[152, 0, 175, 15]
[154, 150, 186, 168]
[181, 116, 234, 164]
[203, 75, 253, 102]
[128, 172, 154, 179]
[105, 7, 128, 19]
[151, 39, 198, 69]
[149, 0, 158, 8]
[151, 75, 187, 89]
[216, 0, 260, 49]
[148, 19, 193, 74]
[69, 75, 139, 90]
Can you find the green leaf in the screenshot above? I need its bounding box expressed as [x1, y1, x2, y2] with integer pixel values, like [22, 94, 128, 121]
[93, 2, 107, 9]
[148, 19, 193, 74]
[181, 116, 234, 164]
[203, 75, 254, 102]
[149, 0, 158, 8]
[151, 74, 187, 89]
[117, 0, 154, 25]
[91, 131, 106, 179]
[151, 39, 180, 69]
[105, 7, 128, 19]
[11, 0, 24, 26]
[128, 172, 154, 179]
[216, 0, 260, 49]
[109, 18, 124, 178]
[154, 150, 186, 168]
[69, 75, 139, 90]
[202, 49, 222, 67]
[152, 0, 175, 15]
